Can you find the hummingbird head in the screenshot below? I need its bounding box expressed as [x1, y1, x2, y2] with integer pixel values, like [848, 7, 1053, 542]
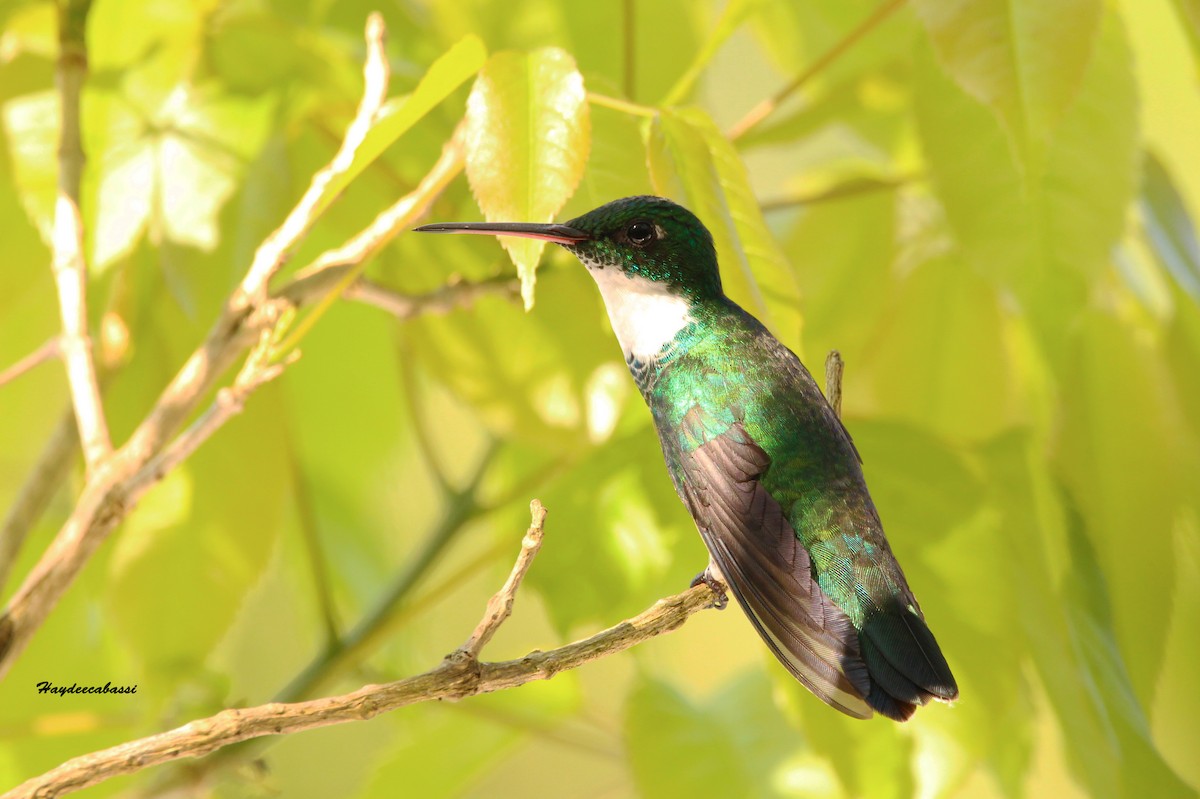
[414, 195, 723, 301]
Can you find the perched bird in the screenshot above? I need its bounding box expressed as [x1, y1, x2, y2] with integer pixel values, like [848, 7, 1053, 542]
[415, 196, 958, 720]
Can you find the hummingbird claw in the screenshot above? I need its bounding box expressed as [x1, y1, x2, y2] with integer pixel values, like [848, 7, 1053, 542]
[690, 568, 729, 610]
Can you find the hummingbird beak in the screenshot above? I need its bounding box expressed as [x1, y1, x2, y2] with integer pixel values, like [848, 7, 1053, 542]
[412, 221, 590, 245]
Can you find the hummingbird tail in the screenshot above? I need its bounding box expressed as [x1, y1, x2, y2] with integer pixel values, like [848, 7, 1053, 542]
[859, 599, 959, 721]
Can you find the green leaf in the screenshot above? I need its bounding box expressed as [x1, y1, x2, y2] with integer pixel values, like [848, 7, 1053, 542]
[1056, 309, 1195, 706]
[1141, 151, 1200, 301]
[851, 419, 986, 545]
[982, 432, 1195, 799]
[0, 90, 56, 243]
[530, 431, 695, 634]
[751, 0, 918, 86]
[914, 10, 1138, 355]
[857, 254, 1015, 442]
[626, 672, 798, 799]
[910, 0, 1103, 158]
[77, 83, 274, 270]
[1170, 0, 1200, 66]
[107, 389, 289, 676]
[465, 48, 591, 309]
[660, 0, 757, 106]
[313, 35, 486, 220]
[646, 107, 803, 348]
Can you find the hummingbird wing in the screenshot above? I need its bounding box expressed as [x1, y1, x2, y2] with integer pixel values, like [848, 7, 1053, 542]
[669, 419, 875, 719]
[668, 415, 956, 721]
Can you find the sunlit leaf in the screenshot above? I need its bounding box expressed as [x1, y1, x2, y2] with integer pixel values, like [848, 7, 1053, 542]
[660, 0, 757, 106]
[910, 0, 1102, 158]
[646, 107, 803, 347]
[1056, 309, 1195, 705]
[857, 254, 1015, 442]
[1, 90, 57, 242]
[1141, 151, 1200, 302]
[626, 672, 798, 799]
[465, 48, 591, 309]
[108, 390, 289, 675]
[914, 10, 1138, 354]
[314, 35, 487, 219]
[530, 432, 693, 634]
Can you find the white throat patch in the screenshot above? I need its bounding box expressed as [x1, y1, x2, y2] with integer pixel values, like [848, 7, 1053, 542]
[586, 267, 694, 360]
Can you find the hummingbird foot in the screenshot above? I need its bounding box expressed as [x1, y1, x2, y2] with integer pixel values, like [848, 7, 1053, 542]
[690, 568, 729, 610]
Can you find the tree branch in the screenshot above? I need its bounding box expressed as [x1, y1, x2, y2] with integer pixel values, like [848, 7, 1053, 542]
[825, 350, 844, 419]
[0, 407, 77, 596]
[50, 0, 110, 472]
[0, 338, 60, 389]
[0, 14, 464, 682]
[727, 0, 907, 142]
[1, 502, 719, 799]
[345, 274, 519, 320]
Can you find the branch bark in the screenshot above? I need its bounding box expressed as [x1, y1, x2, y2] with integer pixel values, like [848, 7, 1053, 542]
[0, 14, 472, 682]
[50, 0, 110, 472]
[1, 502, 720, 799]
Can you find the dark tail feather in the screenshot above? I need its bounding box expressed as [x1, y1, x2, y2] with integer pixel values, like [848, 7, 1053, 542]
[860, 599, 958, 721]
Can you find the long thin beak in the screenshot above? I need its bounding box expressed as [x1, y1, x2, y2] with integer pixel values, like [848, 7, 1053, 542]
[413, 221, 590, 245]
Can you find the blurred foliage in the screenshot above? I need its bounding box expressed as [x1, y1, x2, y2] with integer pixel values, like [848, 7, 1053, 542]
[1, 0, 1199, 797]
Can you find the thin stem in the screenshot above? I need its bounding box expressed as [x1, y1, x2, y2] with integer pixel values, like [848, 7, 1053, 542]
[760, 173, 919, 212]
[5, 574, 717, 798]
[825, 350, 844, 419]
[587, 92, 657, 119]
[727, 0, 907, 142]
[0, 407, 77, 596]
[0, 339, 60, 389]
[274, 440, 501, 704]
[398, 345, 452, 495]
[623, 0, 636, 100]
[51, 0, 110, 471]
[285, 422, 341, 644]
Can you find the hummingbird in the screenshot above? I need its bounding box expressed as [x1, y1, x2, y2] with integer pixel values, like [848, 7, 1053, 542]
[415, 196, 958, 720]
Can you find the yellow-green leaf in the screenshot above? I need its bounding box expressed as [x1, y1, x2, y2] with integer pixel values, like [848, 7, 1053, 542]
[465, 48, 591, 309]
[314, 35, 486, 219]
[911, 0, 1102, 158]
[646, 107, 803, 348]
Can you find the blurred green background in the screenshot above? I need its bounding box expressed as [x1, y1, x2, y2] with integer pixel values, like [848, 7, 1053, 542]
[2, 0, 1199, 796]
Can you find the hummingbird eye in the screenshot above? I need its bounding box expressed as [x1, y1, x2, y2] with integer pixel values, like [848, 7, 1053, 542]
[626, 220, 657, 247]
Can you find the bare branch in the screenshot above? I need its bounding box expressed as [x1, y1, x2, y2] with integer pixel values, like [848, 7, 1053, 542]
[231, 12, 389, 311]
[825, 350, 844, 419]
[50, 0, 110, 471]
[345, 275, 519, 320]
[457, 500, 547, 659]
[2, 503, 719, 799]
[727, 0, 906, 142]
[0, 407, 77, 595]
[276, 122, 468, 311]
[0, 15, 439, 681]
[0, 338, 60, 389]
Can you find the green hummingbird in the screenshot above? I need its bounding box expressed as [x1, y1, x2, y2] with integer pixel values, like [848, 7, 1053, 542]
[415, 196, 958, 720]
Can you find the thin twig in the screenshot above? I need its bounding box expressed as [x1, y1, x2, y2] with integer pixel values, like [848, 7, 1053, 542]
[0, 407, 77, 595]
[622, 0, 636, 100]
[0, 15, 401, 682]
[727, 0, 907, 142]
[345, 275, 519, 320]
[2, 502, 719, 799]
[0, 338, 60, 389]
[274, 441, 501, 704]
[457, 500, 546, 659]
[586, 92, 657, 119]
[825, 350, 844, 419]
[231, 12, 389, 311]
[760, 174, 919, 211]
[271, 121, 468, 354]
[286, 427, 341, 644]
[50, 0, 110, 471]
